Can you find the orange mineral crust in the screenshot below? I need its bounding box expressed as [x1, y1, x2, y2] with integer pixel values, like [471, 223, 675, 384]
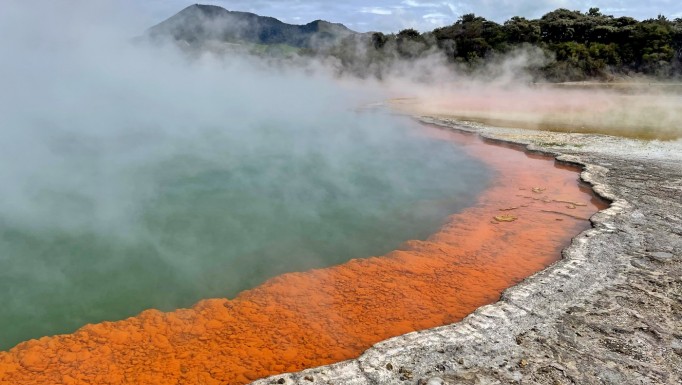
[0, 125, 607, 385]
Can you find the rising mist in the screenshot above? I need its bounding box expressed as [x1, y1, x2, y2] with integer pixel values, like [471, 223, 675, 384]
[0, 1, 492, 349]
[2, 0, 680, 352]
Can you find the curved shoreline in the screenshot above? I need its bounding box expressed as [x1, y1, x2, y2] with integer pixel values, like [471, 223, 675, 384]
[252, 117, 682, 384]
[0, 121, 602, 385]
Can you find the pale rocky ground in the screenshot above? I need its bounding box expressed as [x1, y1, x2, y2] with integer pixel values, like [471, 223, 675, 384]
[252, 117, 682, 385]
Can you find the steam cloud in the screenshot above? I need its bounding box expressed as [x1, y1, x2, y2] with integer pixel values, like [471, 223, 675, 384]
[0, 0, 491, 349]
[340, 46, 682, 141]
[2, 0, 679, 351]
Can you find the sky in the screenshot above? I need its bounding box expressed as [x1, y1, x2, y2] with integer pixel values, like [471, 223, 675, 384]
[139, 0, 682, 33]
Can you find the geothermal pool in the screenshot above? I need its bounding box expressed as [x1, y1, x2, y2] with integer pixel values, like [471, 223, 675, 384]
[0, 117, 490, 351]
[0, 121, 607, 385]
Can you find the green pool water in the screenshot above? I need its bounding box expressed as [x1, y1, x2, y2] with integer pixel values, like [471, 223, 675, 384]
[0, 116, 490, 350]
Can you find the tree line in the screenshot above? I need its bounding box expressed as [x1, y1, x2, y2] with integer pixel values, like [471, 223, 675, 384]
[322, 8, 682, 81]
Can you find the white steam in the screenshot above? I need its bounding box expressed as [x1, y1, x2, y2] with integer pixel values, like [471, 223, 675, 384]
[0, 0, 492, 349]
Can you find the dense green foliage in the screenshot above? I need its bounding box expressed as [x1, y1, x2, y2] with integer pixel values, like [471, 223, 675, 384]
[333, 8, 682, 81]
[151, 5, 682, 81]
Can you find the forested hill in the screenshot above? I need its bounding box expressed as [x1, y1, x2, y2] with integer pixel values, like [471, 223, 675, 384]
[355, 8, 682, 80]
[149, 5, 682, 81]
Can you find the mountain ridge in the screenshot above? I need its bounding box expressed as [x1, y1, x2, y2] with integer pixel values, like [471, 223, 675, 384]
[147, 4, 358, 49]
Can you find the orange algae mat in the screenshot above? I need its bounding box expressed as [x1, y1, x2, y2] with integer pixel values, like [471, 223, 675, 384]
[0, 125, 607, 385]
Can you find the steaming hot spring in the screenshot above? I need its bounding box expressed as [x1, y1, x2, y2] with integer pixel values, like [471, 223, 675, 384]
[0, 108, 605, 383]
[0, 15, 605, 384]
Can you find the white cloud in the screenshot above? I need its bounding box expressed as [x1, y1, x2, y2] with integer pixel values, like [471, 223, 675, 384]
[423, 12, 449, 18]
[442, 2, 462, 15]
[422, 12, 449, 23]
[360, 7, 393, 15]
[402, 0, 441, 7]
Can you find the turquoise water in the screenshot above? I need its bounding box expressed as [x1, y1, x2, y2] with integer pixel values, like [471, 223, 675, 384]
[0, 117, 490, 350]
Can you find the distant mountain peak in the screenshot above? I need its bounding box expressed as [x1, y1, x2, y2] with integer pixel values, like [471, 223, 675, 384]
[147, 4, 357, 49]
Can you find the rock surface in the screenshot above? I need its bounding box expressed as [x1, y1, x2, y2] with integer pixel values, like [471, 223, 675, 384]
[252, 118, 682, 385]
